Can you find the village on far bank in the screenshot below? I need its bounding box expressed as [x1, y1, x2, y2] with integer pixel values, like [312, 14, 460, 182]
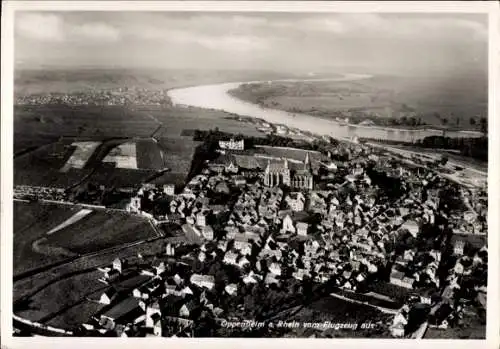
[15, 117, 488, 339]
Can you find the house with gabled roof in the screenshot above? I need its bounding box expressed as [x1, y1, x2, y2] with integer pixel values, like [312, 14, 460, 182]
[179, 300, 199, 319]
[112, 258, 123, 273]
[99, 297, 145, 330]
[98, 288, 119, 305]
[98, 268, 121, 284]
[190, 274, 215, 290]
[281, 214, 296, 234]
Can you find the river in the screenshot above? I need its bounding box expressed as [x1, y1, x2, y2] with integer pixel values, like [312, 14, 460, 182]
[167, 74, 483, 142]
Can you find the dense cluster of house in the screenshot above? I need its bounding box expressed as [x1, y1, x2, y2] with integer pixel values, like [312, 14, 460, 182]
[98, 133, 487, 338]
[15, 87, 172, 106]
[14, 185, 67, 201]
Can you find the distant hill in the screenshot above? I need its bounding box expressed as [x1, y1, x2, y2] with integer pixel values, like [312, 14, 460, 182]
[14, 68, 291, 96]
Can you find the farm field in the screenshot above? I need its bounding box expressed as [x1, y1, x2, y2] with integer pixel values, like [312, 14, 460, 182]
[14, 133, 61, 156]
[14, 104, 260, 190]
[44, 209, 158, 254]
[102, 142, 138, 169]
[14, 105, 160, 142]
[13, 201, 157, 276]
[15, 140, 77, 171]
[136, 139, 166, 169]
[16, 270, 107, 323]
[14, 136, 193, 189]
[13, 233, 174, 303]
[85, 168, 156, 189]
[14, 138, 102, 189]
[153, 106, 266, 138]
[46, 300, 107, 330]
[60, 141, 102, 172]
[13, 235, 186, 329]
[156, 136, 199, 173]
[15, 167, 93, 190]
[14, 202, 80, 276]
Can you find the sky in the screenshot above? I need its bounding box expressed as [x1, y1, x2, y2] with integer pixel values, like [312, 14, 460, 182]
[14, 12, 488, 76]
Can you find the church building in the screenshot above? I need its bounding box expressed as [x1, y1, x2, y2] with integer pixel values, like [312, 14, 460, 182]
[263, 153, 313, 190]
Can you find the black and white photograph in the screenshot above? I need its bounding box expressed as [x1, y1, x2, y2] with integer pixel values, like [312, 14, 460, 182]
[1, 1, 498, 345]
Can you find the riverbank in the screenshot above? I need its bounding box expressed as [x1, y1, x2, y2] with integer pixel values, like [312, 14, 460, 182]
[167, 75, 483, 142]
[227, 76, 485, 134]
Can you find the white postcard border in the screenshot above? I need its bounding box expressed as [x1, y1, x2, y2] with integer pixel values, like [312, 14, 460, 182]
[1, 1, 499, 349]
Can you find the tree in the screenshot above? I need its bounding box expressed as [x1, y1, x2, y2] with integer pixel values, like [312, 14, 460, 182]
[479, 117, 488, 135]
[440, 117, 448, 136]
[440, 155, 449, 166]
[469, 117, 476, 127]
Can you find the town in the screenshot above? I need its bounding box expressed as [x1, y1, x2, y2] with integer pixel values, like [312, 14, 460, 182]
[14, 120, 488, 338]
[15, 87, 173, 107]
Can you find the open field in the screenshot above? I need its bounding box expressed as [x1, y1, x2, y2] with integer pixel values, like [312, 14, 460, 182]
[44, 209, 157, 254]
[60, 142, 102, 172]
[15, 166, 93, 189]
[14, 202, 80, 275]
[154, 106, 266, 138]
[13, 235, 185, 328]
[85, 168, 156, 189]
[156, 137, 199, 172]
[15, 136, 194, 189]
[14, 105, 159, 146]
[46, 300, 107, 330]
[16, 270, 106, 323]
[136, 139, 166, 169]
[13, 201, 157, 275]
[230, 73, 487, 129]
[15, 104, 263, 190]
[102, 142, 138, 169]
[12, 236, 168, 301]
[15, 140, 77, 170]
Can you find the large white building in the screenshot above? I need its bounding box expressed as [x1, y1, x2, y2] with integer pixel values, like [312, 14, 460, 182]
[219, 138, 244, 151]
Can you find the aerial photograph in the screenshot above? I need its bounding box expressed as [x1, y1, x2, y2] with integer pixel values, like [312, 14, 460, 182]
[12, 10, 488, 339]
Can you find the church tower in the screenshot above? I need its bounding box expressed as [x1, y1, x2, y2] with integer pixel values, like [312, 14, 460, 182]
[282, 158, 291, 186]
[304, 153, 312, 172]
[264, 159, 272, 186]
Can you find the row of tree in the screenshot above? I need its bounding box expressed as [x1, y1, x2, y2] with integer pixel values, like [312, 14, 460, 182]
[415, 136, 488, 162]
[433, 113, 488, 135]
